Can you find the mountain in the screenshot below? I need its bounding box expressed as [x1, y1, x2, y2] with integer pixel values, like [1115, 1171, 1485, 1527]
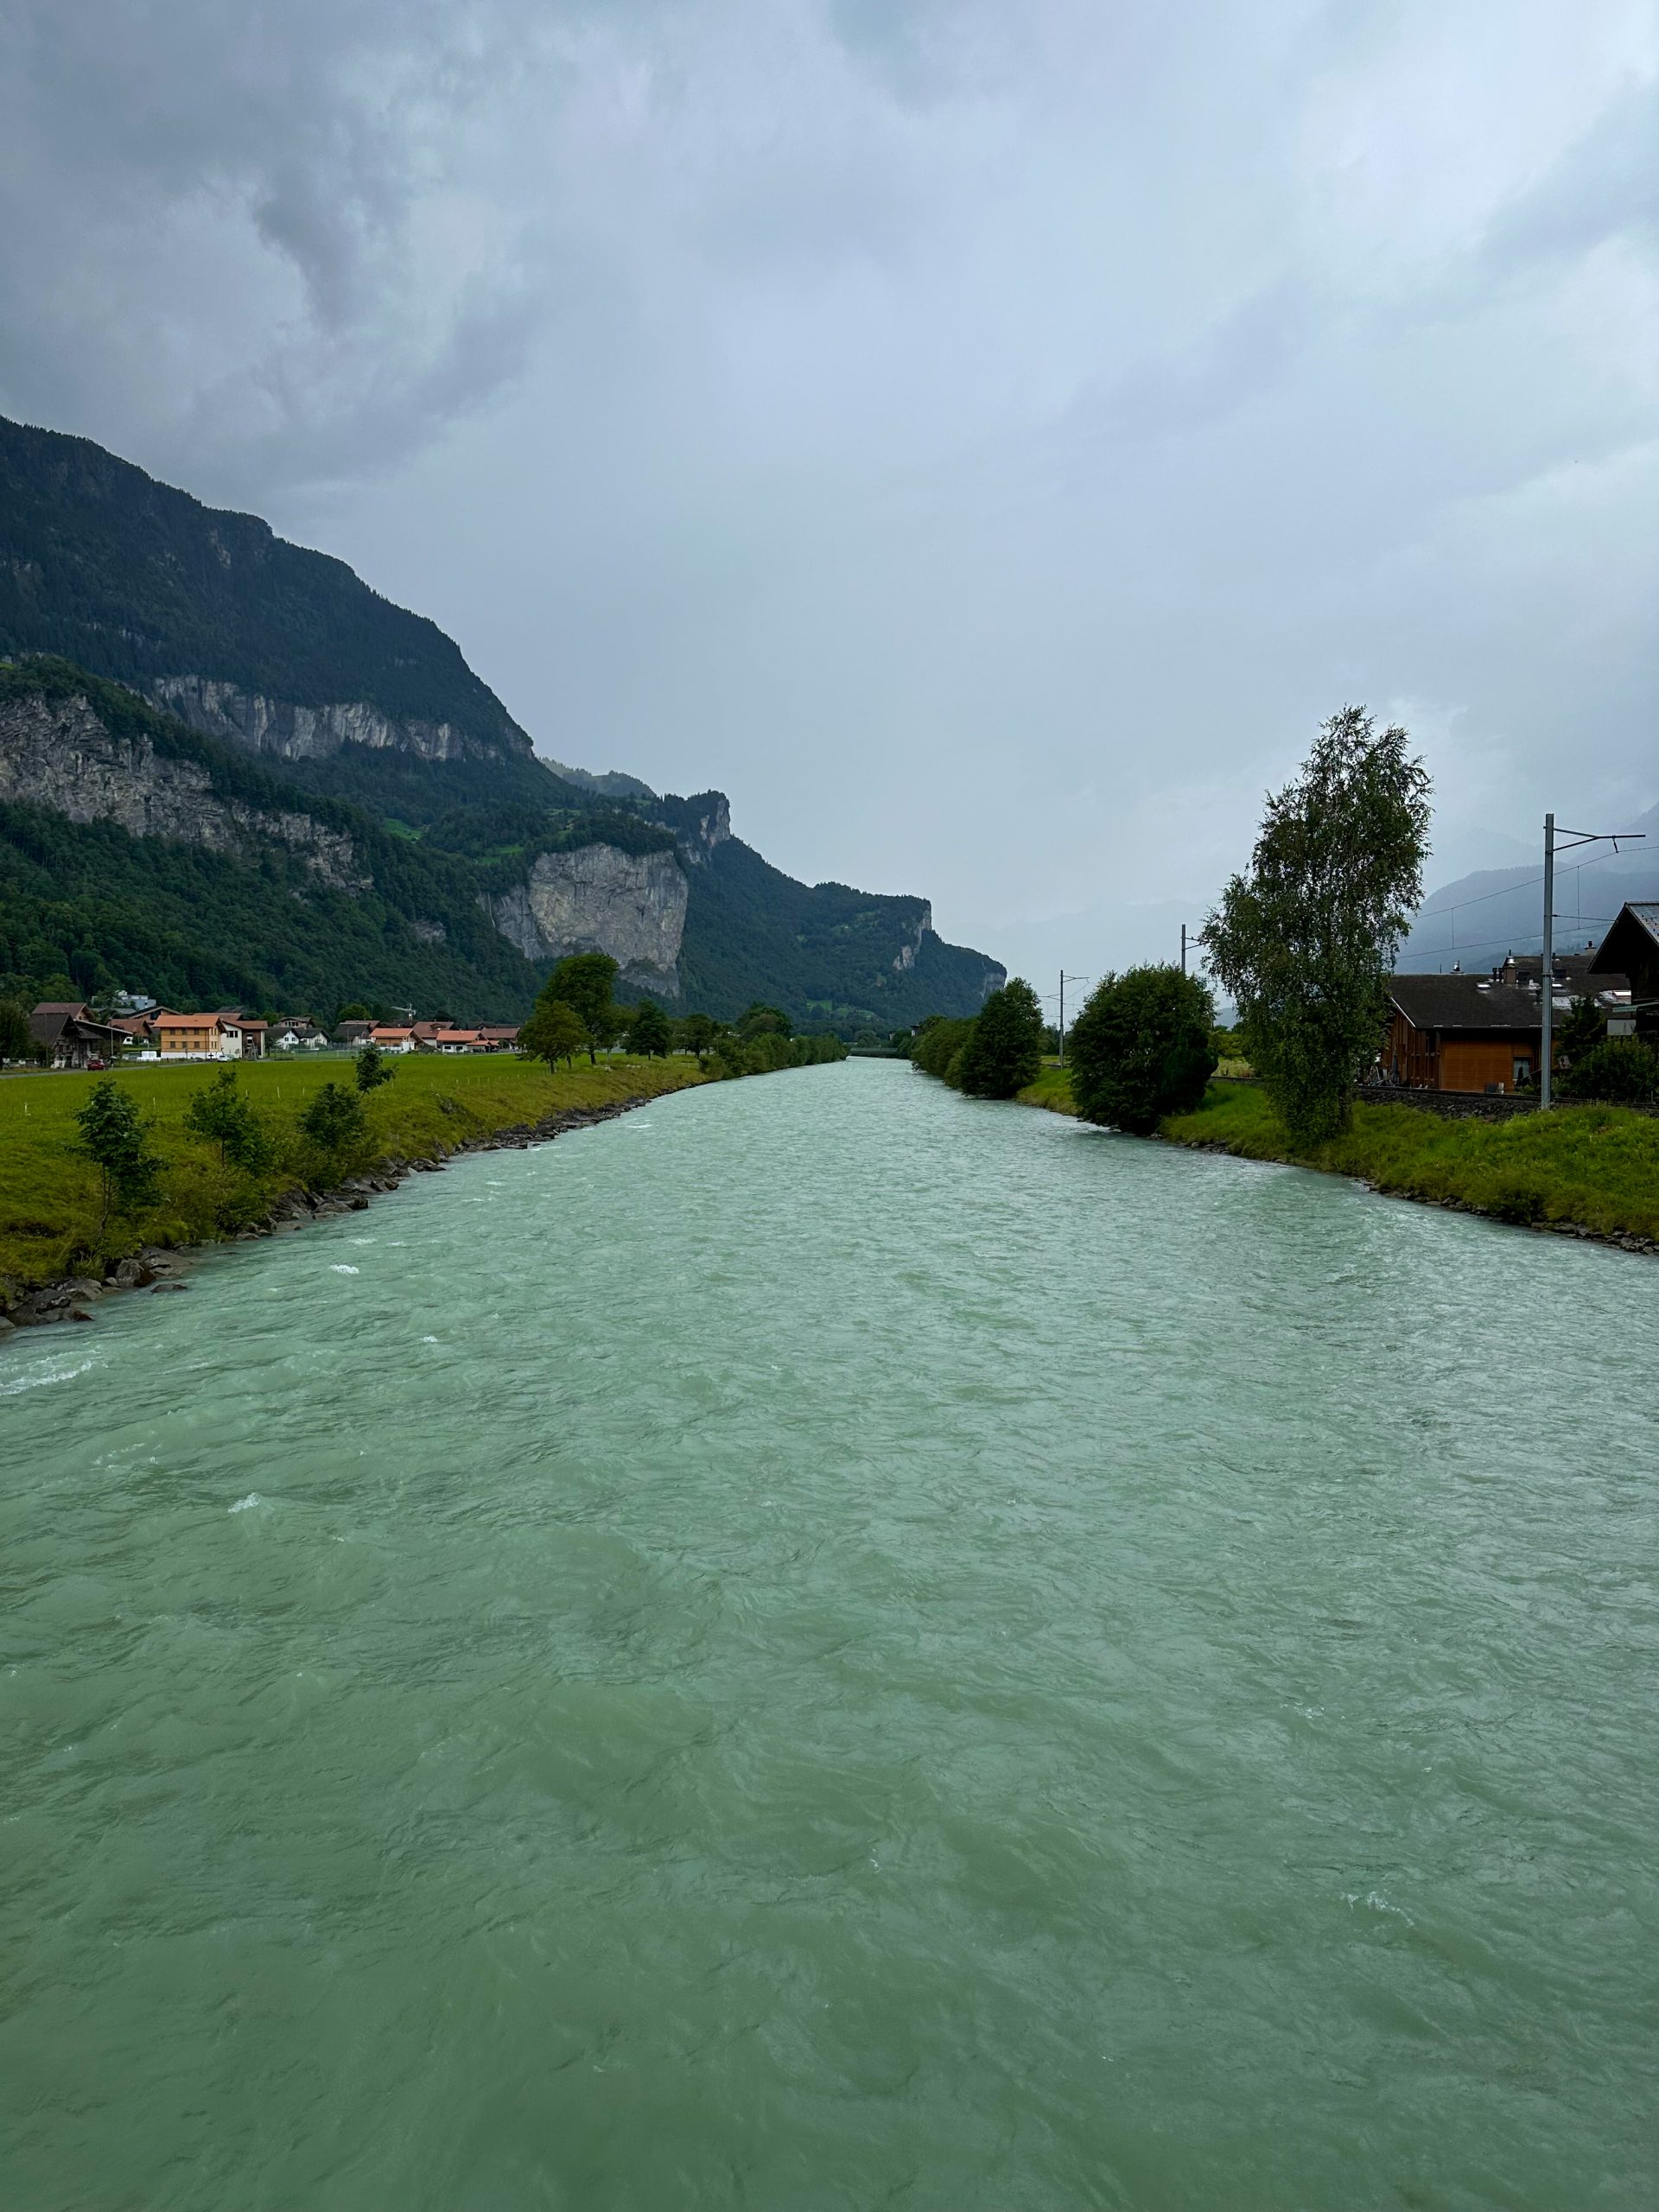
[1399, 801, 1659, 973]
[0, 660, 547, 1017]
[0, 416, 1003, 1027]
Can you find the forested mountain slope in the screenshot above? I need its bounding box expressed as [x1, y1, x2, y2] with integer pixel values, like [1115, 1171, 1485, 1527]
[0, 416, 1005, 1024]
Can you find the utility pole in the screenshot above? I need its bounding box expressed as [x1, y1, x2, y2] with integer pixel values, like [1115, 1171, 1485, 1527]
[1538, 816, 1644, 1109]
[1541, 815, 1554, 1109]
[1180, 924, 1188, 975]
[1057, 972, 1089, 1065]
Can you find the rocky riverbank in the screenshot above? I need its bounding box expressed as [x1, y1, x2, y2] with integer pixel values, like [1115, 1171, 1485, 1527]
[0, 1092, 658, 1338]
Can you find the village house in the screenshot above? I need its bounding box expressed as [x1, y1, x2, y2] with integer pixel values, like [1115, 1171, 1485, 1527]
[218, 1014, 267, 1059]
[334, 1020, 375, 1046]
[430, 1028, 484, 1053]
[370, 1027, 417, 1053]
[1590, 904, 1659, 1038]
[1382, 950, 1631, 1095]
[156, 1011, 231, 1058]
[27, 1001, 125, 1069]
[477, 1025, 520, 1051]
[1383, 976, 1548, 1093]
[268, 1018, 328, 1051]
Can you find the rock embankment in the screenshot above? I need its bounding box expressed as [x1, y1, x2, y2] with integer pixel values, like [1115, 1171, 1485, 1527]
[0, 1095, 652, 1339]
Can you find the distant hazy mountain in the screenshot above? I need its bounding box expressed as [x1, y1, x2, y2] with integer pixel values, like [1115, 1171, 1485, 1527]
[0, 416, 1003, 1026]
[1400, 799, 1659, 972]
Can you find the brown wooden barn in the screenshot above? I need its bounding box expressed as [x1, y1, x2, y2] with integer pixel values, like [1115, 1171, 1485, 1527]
[1382, 976, 1548, 1094]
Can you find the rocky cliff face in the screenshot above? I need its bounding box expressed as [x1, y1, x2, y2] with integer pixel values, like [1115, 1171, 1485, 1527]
[146, 675, 515, 765]
[486, 845, 688, 995]
[0, 690, 367, 891]
[678, 794, 732, 865]
[892, 906, 931, 973]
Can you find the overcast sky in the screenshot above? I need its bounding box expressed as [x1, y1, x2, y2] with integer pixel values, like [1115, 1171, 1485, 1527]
[3, 0, 1655, 978]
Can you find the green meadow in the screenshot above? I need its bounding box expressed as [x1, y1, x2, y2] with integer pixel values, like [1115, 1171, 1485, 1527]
[0, 1052, 706, 1289]
[1017, 1068, 1659, 1244]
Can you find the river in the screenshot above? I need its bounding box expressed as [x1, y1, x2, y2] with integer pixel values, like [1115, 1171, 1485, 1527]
[3, 1058, 1656, 2209]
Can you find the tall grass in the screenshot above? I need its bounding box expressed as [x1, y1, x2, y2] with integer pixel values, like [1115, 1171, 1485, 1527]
[1165, 1084, 1659, 1241]
[0, 1053, 706, 1287]
[1015, 1068, 1659, 1242]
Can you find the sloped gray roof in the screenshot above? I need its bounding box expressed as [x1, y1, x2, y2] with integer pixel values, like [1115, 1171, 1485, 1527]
[1387, 976, 1542, 1033]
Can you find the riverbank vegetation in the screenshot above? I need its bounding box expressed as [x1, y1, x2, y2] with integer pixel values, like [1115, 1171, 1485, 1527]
[908, 980, 1045, 1096]
[1065, 966, 1217, 1133]
[520, 955, 848, 1077]
[1015, 1068, 1659, 1243]
[0, 1053, 705, 1290]
[1202, 708, 1432, 1141]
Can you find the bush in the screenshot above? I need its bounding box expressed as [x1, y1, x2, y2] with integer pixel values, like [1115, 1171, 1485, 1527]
[183, 1068, 274, 1172]
[355, 1041, 396, 1093]
[1066, 966, 1217, 1135]
[298, 1081, 367, 1162]
[75, 1079, 163, 1233]
[1559, 1038, 1659, 1104]
[956, 979, 1044, 1098]
[911, 1015, 976, 1083]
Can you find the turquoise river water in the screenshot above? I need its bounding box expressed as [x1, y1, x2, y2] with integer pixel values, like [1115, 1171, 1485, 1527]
[3, 1059, 1656, 2210]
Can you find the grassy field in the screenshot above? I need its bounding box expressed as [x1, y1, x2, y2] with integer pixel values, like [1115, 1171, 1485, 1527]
[1015, 1067, 1659, 1243]
[0, 1052, 707, 1289]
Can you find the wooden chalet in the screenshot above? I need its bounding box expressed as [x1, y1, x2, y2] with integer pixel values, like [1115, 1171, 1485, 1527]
[27, 1002, 125, 1070]
[1383, 976, 1548, 1094]
[1591, 904, 1659, 1037]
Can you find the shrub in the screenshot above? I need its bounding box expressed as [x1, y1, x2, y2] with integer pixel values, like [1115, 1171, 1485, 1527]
[956, 979, 1044, 1098]
[1066, 966, 1217, 1135]
[911, 1015, 976, 1083]
[355, 1041, 396, 1093]
[184, 1068, 274, 1172]
[1559, 1038, 1659, 1104]
[74, 1079, 162, 1235]
[298, 1081, 367, 1162]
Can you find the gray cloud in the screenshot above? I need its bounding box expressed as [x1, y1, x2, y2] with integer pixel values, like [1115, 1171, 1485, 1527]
[1, 0, 1654, 982]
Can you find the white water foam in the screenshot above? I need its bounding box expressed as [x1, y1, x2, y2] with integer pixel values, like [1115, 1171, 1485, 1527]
[0, 1350, 100, 1395]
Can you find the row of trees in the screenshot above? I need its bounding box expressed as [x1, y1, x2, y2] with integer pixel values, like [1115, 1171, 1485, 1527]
[911, 967, 1217, 1133]
[910, 979, 1047, 1096]
[517, 955, 844, 1077]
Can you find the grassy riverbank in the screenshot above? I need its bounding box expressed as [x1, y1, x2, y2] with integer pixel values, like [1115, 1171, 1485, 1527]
[1014, 1067, 1659, 1243]
[0, 1053, 707, 1289]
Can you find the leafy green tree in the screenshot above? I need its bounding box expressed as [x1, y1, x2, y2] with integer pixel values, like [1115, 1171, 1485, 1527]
[184, 1069, 274, 1172]
[626, 1001, 672, 1057]
[354, 1041, 396, 1093]
[543, 952, 620, 1064]
[1066, 966, 1217, 1135]
[1558, 996, 1607, 1068]
[74, 1078, 162, 1235]
[334, 1002, 372, 1024]
[1559, 1037, 1659, 1103]
[298, 1081, 366, 1160]
[957, 978, 1044, 1098]
[1201, 708, 1431, 1144]
[0, 998, 30, 1062]
[519, 998, 589, 1071]
[910, 1014, 976, 1082]
[740, 1002, 792, 1040]
[682, 1011, 717, 1065]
